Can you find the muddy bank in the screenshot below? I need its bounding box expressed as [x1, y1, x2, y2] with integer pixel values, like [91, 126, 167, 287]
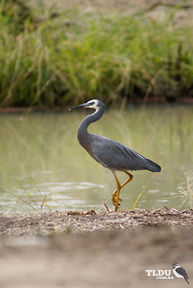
[0, 208, 192, 237]
[0, 209, 193, 287]
[0, 225, 193, 287]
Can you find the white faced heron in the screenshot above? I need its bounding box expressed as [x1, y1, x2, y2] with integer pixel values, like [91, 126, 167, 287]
[172, 263, 189, 284]
[69, 99, 161, 212]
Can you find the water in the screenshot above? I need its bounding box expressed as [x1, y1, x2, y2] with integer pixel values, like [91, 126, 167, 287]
[0, 105, 192, 215]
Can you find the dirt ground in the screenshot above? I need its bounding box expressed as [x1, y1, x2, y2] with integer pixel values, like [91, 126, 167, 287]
[0, 209, 193, 288]
[1, 208, 193, 236]
[30, 0, 193, 28]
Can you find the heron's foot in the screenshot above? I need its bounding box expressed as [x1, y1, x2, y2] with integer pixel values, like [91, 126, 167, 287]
[114, 200, 121, 212]
[112, 191, 122, 208]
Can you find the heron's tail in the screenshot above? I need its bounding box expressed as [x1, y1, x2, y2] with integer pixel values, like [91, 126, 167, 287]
[185, 277, 189, 285]
[145, 159, 161, 172]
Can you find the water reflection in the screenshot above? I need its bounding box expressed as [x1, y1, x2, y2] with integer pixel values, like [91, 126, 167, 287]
[0, 104, 192, 214]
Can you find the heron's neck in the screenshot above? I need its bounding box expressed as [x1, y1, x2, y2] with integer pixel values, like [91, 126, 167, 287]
[77, 108, 104, 145]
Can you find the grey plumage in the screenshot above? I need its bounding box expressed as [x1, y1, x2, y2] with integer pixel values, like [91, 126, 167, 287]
[176, 268, 189, 284]
[69, 99, 161, 211]
[172, 263, 189, 284]
[89, 134, 160, 172]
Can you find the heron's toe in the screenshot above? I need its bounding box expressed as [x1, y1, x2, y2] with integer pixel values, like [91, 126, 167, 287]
[112, 192, 117, 205]
[112, 197, 122, 208]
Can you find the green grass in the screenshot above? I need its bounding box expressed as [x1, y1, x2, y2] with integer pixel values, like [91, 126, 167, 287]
[0, 2, 193, 107]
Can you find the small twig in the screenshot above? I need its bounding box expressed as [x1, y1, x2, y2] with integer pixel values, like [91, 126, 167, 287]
[104, 202, 111, 212]
[119, 223, 125, 230]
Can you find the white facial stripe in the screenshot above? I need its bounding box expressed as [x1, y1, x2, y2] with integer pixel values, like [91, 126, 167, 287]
[86, 100, 98, 110]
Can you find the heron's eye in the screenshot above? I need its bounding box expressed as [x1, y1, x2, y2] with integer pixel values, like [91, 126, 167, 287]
[88, 101, 95, 106]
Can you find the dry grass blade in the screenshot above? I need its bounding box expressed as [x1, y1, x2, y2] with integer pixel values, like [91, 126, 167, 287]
[178, 168, 193, 208]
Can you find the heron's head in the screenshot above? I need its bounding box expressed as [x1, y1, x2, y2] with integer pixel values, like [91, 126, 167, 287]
[172, 263, 179, 269]
[69, 99, 105, 111]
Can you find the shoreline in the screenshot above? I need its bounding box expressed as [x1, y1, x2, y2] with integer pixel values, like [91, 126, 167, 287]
[1, 208, 192, 237]
[0, 99, 193, 113]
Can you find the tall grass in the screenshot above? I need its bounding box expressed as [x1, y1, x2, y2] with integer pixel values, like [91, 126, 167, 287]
[178, 169, 193, 209]
[0, 2, 192, 107]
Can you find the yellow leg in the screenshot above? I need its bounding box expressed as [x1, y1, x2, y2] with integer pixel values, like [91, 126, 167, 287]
[113, 172, 121, 212]
[112, 171, 133, 211]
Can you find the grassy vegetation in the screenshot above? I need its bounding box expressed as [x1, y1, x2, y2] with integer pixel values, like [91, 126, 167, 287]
[178, 169, 193, 209]
[0, 0, 192, 107]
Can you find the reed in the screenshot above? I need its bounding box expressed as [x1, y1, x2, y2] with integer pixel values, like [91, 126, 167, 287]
[0, 2, 192, 107]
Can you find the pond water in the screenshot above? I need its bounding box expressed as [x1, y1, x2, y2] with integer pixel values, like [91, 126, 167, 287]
[0, 104, 192, 215]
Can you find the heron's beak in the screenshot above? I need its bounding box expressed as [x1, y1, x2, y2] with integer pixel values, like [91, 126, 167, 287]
[68, 103, 89, 111]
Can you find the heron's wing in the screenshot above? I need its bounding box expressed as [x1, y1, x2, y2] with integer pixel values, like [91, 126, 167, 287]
[175, 267, 189, 280]
[91, 135, 160, 171]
